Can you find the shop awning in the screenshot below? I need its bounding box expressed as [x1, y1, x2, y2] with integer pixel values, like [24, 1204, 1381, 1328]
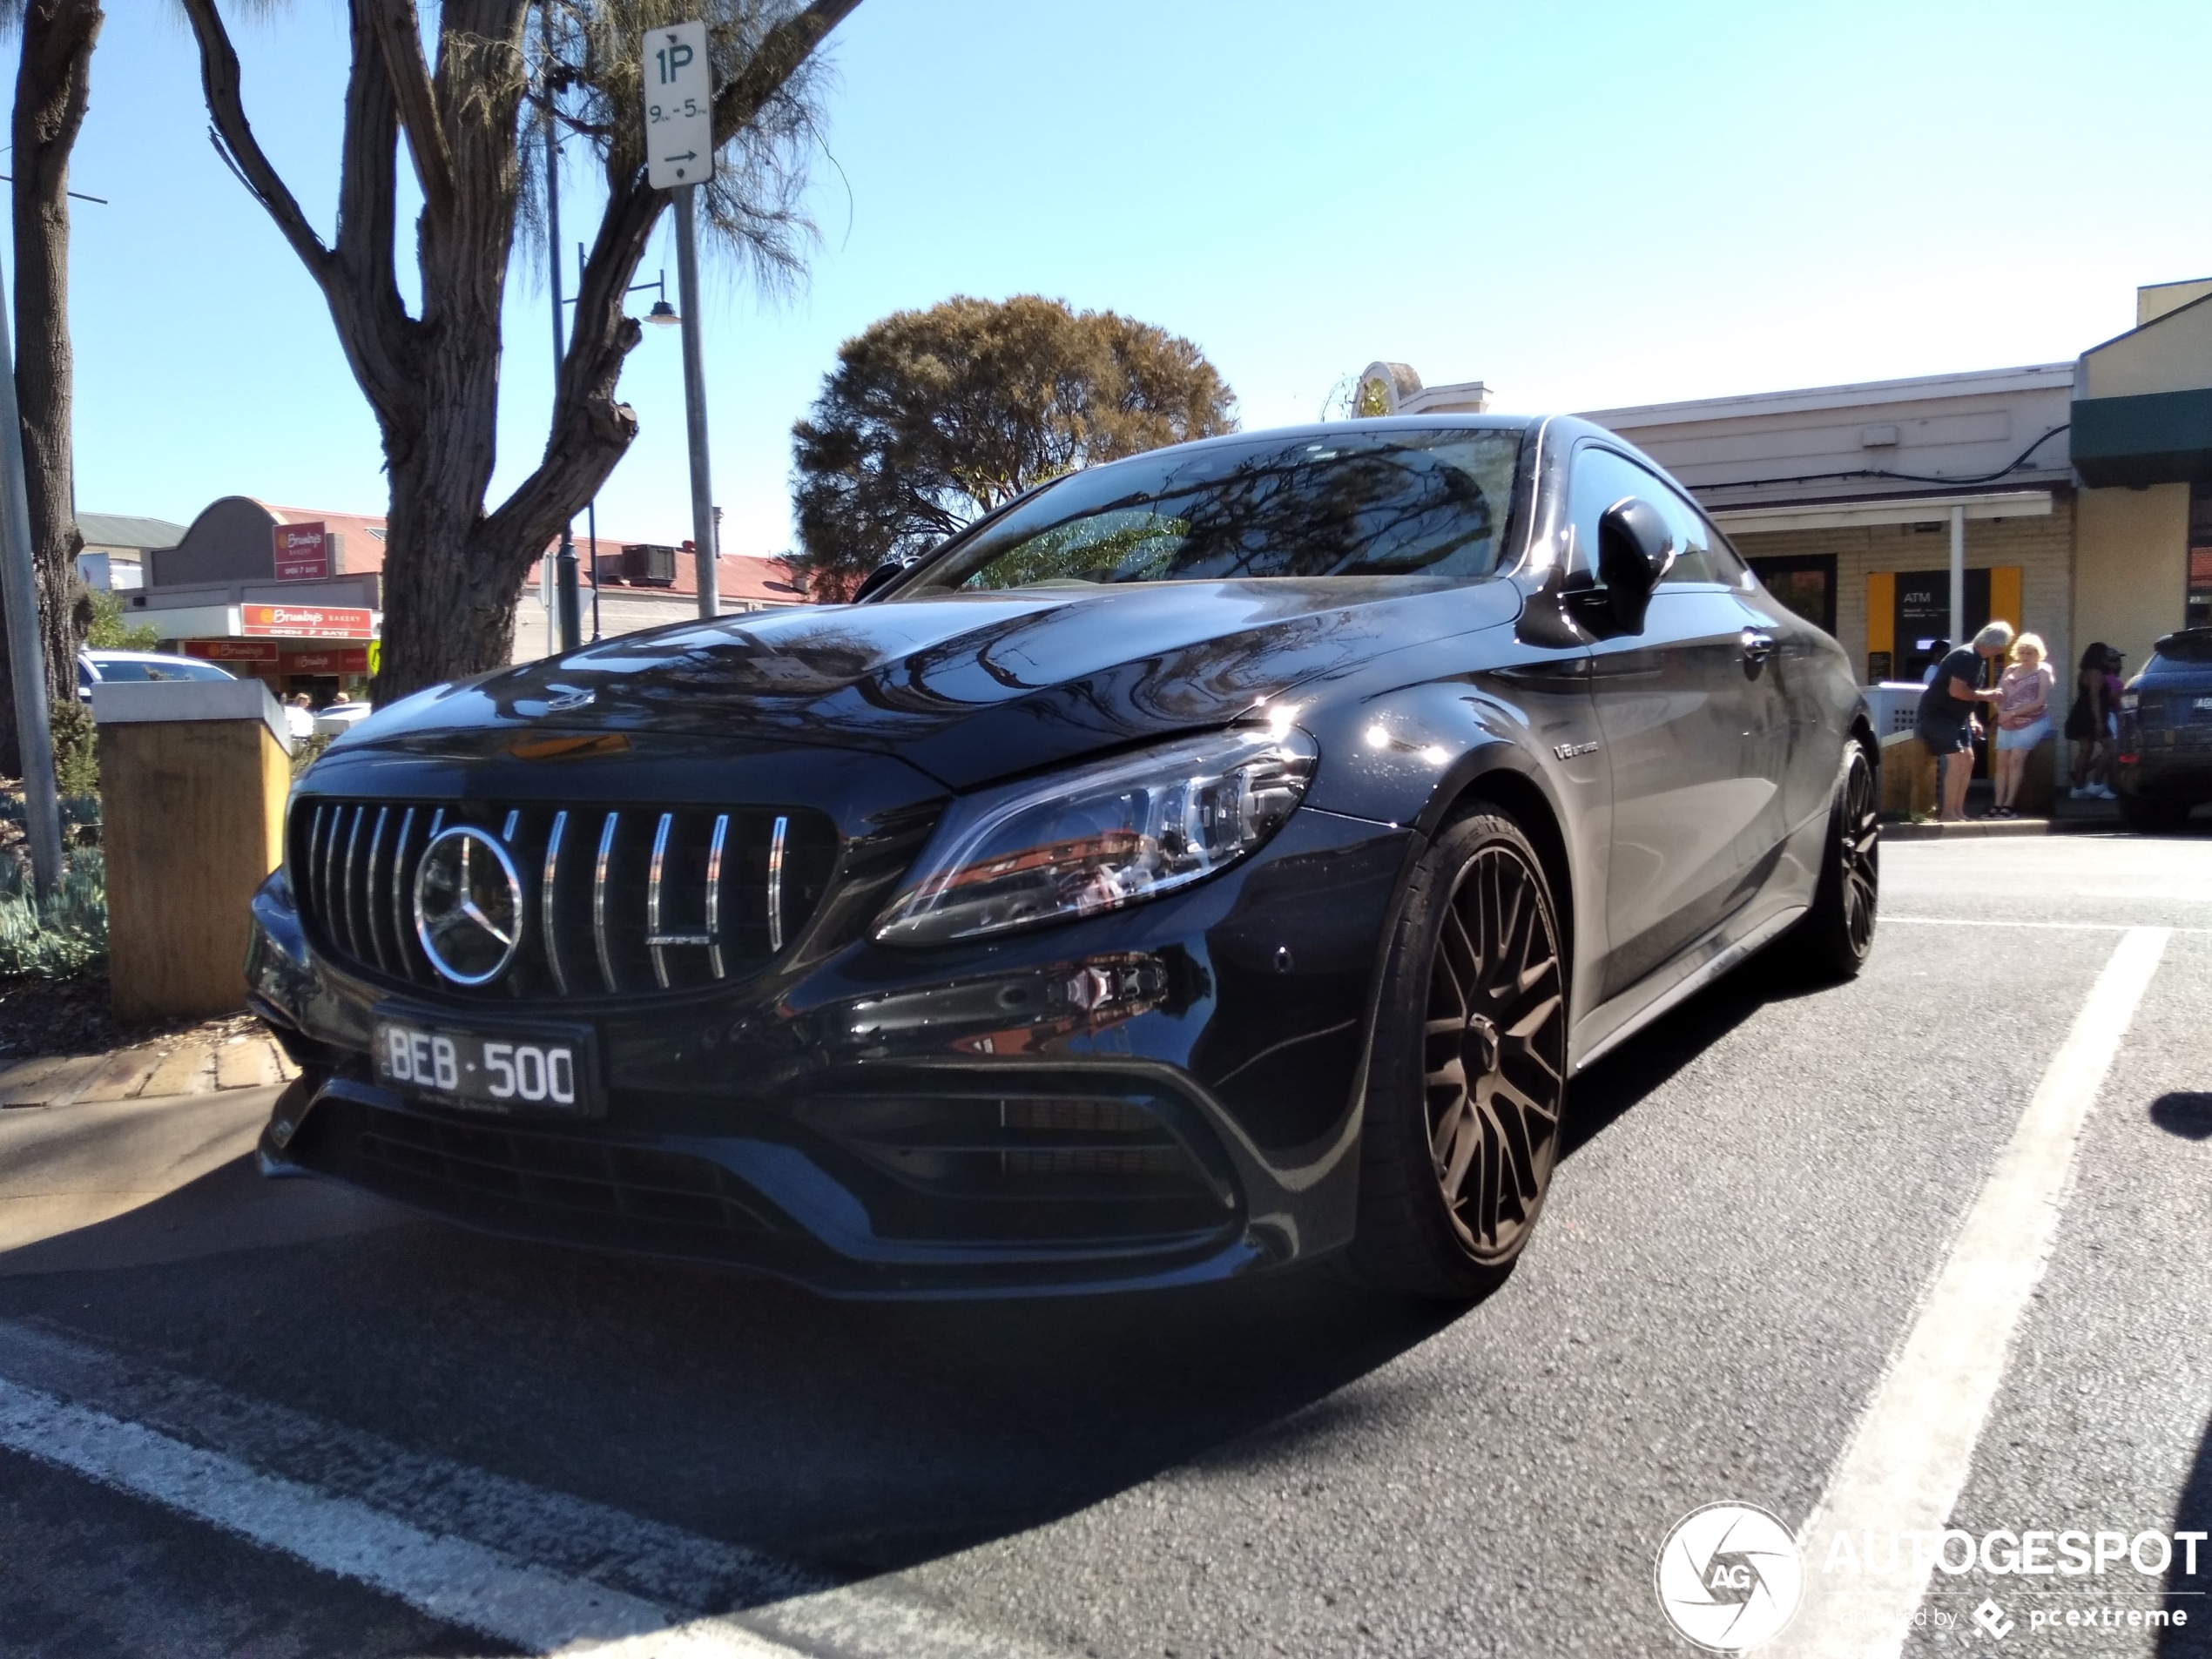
[1710, 489, 2053, 536]
[2069, 388, 2212, 488]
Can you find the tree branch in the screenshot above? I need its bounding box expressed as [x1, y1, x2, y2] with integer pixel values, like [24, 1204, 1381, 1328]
[711, 0, 862, 141]
[175, 0, 334, 283]
[366, 0, 455, 222]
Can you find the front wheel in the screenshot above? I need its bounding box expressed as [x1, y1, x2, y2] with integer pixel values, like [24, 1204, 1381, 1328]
[1351, 810, 1569, 1299]
[1782, 742, 1878, 981]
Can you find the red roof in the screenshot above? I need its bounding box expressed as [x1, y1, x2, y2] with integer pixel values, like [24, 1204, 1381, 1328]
[248, 505, 803, 604]
[567, 534, 802, 604]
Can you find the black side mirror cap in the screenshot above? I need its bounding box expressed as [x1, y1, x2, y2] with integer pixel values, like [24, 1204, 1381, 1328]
[1593, 496, 1674, 635]
[851, 557, 908, 604]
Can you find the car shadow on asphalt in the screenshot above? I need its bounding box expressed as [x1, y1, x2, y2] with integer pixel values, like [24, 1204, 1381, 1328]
[1561, 959, 1835, 1159]
[0, 960, 1836, 1596]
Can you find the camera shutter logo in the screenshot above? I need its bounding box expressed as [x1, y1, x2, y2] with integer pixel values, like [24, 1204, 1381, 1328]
[1655, 1501, 1804, 1652]
[413, 826, 524, 986]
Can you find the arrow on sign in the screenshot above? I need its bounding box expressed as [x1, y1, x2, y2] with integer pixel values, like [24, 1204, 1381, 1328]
[664, 151, 698, 163]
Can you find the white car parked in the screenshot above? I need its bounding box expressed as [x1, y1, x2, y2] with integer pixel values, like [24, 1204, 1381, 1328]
[76, 649, 238, 700]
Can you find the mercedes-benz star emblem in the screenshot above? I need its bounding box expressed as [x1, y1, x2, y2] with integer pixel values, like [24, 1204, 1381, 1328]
[413, 825, 523, 986]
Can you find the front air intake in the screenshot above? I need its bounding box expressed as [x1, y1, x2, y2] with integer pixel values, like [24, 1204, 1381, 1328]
[288, 798, 837, 1001]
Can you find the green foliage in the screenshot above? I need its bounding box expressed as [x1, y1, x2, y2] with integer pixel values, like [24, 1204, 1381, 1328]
[0, 846, 106, 979]
[84, 587, 160, 651]
[290, 732, 332, 779]
[49, 699, 98, 796]
[788, 295, 1238, 601]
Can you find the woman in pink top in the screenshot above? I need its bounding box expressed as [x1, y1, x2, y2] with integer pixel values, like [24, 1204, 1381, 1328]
[1990, 631, 2054, 818]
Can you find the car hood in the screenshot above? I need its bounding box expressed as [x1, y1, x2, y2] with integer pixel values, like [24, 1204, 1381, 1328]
[352, 577, 1523, 791]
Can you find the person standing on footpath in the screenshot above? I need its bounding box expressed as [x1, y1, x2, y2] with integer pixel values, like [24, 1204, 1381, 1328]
[2066, 642, 2115, 799]
[1916, 622, 2013, 821]
[1990, 632, 2054, 818]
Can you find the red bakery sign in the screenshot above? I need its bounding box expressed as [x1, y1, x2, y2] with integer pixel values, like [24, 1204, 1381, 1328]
[283, 647, 370, 674]
[273, 521, 329, 583]
[182, 638, 280, 664]
[242, 604, 374, 639]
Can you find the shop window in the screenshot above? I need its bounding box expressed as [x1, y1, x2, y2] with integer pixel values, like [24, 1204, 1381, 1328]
[1747, 555, 1837, 635]
[2188, 482, 2212, 631]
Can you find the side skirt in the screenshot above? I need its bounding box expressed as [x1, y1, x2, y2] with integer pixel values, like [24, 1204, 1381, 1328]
[1568, 903, 1805, 1076]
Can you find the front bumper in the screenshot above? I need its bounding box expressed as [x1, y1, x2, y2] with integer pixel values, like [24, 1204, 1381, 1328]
[250, 803, 1411, 1298]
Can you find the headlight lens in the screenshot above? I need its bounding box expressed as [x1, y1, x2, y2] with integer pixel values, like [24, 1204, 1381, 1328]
[875, 725, 1318, 947]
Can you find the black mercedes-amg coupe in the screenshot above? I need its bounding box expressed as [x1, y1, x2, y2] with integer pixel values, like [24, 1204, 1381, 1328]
[248, 415, 1878, 1298]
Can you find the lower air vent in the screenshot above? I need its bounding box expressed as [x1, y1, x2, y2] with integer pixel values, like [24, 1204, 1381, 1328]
[293, 1094, 782, 1255]
[799, 1088, 1235, 1244]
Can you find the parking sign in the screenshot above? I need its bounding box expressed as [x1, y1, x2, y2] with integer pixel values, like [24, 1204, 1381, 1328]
[644, 21, 714, 190]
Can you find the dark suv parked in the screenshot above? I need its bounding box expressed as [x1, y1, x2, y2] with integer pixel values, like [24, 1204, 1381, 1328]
[247, 416, 1877, 1299]
[2116, 629, 2212, 833]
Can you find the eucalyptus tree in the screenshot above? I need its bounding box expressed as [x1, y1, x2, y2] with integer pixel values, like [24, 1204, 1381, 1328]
[789, 294, 1237, 601]
[177, 0, 858, 699]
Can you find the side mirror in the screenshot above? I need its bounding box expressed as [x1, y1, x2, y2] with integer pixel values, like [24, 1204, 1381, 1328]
[1594, 496, 1674, 635]
[851, 556, 908, 604]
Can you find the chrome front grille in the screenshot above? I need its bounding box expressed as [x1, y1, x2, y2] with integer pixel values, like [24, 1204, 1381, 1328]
[289, 798, 838, 1001]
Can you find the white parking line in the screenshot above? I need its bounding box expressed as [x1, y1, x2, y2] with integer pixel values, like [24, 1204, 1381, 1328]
[1885, 916, 2212, 933]
[1770, 925, 2171, 1659]
[0, 1322, 1055, 1659]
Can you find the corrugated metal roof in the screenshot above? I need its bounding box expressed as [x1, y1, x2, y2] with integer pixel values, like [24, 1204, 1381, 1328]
[78, 513, 188, 550]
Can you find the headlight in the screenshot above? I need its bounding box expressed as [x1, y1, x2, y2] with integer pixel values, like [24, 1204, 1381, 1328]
[875, 723, 1318, 947]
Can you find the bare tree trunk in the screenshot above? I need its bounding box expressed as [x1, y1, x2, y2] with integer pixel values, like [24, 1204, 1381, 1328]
[179, 0, 854, 705]
[0, 0, 99, 774]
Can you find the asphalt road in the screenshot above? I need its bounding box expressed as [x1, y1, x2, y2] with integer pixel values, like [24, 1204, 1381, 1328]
[0, 831, 2205, 1659]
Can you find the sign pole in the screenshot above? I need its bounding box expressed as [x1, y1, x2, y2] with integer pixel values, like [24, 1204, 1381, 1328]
[0, 255, 63, 896]
[645, 20, 718, 623]
[673, 184, 718, 621]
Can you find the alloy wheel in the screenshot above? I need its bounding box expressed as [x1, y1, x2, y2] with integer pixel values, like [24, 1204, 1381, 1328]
[1840, 750, 1878, 957]
[1422, 842, 1568, 1263]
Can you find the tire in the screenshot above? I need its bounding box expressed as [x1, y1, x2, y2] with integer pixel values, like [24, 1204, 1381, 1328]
[2116, 790, 2191, 834]
[1350, 810, 1569, 1299]
[1781, 742, 1879, 982]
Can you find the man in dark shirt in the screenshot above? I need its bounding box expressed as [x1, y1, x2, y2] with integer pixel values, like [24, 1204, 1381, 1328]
[1915, 622, 2013, 820]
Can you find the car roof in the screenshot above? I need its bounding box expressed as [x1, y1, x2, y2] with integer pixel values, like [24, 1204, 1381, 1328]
[84, 648, 214, 664]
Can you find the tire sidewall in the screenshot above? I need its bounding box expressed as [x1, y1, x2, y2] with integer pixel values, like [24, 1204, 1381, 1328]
[1362, 810, 1565, 1285]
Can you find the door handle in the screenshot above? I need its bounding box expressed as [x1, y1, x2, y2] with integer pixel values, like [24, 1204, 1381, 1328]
[1742, 630, 1776, 663]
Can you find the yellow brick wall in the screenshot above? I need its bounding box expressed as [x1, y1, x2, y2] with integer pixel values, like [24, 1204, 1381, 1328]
[1730, 501, 2078, 685]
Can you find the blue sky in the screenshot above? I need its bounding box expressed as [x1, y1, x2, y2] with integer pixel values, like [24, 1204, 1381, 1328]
[54, 1, 2212, 559]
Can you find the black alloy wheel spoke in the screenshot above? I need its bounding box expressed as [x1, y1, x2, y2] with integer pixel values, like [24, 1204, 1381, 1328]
[1421, 842, 1568, 1260]
[1839, 755, 1879, 954]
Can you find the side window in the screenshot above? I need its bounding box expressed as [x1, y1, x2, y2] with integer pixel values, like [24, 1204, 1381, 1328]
[1567, 446, 1662, 578]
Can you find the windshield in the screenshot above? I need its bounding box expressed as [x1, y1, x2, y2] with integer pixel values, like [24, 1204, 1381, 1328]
[94, 658, 235, 683]
[901, 428, 1523, 595]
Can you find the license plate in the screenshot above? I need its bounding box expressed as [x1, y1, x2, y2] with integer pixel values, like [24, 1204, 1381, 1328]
[372, 1015, 598, 1116]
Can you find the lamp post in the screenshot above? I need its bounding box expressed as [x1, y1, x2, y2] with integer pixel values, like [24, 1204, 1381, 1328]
[541, 5, 582, 654]
[565, 247, 678, 651]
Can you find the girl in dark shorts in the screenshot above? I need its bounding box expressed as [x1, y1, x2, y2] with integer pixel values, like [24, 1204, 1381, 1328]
[2066, 641, 2114, 799]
